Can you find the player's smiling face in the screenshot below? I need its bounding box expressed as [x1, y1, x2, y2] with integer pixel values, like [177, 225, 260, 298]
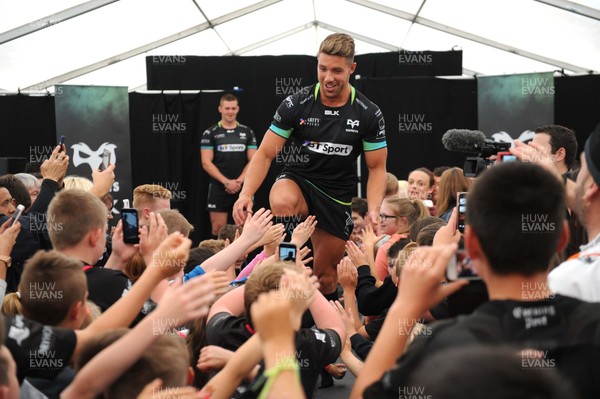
[317, 53, 356, 103]
[219, 100, 239, 124]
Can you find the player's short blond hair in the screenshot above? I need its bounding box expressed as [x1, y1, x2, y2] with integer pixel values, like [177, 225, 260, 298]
[132, 184, 172, 210]
[318, 33, 355, 62]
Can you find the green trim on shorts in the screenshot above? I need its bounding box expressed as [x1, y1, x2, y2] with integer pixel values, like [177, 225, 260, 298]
[304, 179, 352, 206]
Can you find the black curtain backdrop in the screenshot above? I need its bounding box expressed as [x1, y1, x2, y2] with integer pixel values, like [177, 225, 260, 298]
[354, 76, 476, 185]
[1, 73, 599, 244]
[129, 92, 210, 244]
[555, 75, 600, 156]
[0, 95, 56, 158]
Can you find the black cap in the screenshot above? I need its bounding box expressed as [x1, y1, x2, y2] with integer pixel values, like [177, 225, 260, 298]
[584, 123, 600, 186]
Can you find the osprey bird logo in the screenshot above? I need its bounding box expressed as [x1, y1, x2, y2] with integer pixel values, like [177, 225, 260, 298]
[71, 142, 117, 171]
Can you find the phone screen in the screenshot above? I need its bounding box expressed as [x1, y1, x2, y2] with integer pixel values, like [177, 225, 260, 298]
[447, 249, 480, 280]
[57, 135, 65, 153]
[10, 205, 24, 227]
[121, 209, 139, 244]
[279, 243, 297, 262]
[100, 149, 111, 171]
[457, 192, 467, 233]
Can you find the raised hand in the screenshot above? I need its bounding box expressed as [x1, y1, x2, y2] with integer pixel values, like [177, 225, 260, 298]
[250, 290, 295, 342]
[346, 240, 368, 267]
[91, 164, 116, 197]
[361, 224, 385, 249]
[331, 300, 357, 336]
[291, 215, 318, 248]
[296, 246, 313, 269]
[277, 269, 318, 328]
[197, 345, 234, 372]
[396, 244, 468, 314]
[0, 219, 20, 256]
[433, 206, 461, 246]
[139, 212, 169, 265]
[204, 270, 230, 299]
[40, 145, 69, 184]
[154, 274, 215, 329]
[337, 257, 358, 291]
[239, 208, 273, 245]
[233, 194, 254, 226]
[255, 223, 286, 249]
[106, 220, 139, 269]
[150, 232, 192, 280]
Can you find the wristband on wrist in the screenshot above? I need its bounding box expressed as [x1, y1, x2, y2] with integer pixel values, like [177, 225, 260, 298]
[254, 356, 300, 399]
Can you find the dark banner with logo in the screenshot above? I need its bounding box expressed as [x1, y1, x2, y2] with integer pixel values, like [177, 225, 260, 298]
[478, 72, 554, 142]
[54, 85, 132, 217]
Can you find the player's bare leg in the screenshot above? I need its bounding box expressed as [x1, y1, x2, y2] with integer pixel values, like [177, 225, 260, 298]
[269, 179, 309, 216]
[209, 211, 228, 237]
[311, 227, 346, 297]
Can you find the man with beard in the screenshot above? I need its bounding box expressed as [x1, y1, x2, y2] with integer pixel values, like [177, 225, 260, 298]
[546, 125, 600, 301]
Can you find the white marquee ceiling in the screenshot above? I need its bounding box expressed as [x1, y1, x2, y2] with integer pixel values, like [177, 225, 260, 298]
[0, 0, 598, 93]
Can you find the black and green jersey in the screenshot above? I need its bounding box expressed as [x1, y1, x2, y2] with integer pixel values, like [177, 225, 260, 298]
[201, 122, 257, 182]
[270, 83, 386, 203]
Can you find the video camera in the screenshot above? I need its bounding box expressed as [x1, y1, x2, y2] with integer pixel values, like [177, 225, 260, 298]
[442, 129, 511, 177]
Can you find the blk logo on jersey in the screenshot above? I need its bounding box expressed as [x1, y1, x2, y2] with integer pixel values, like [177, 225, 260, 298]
[217, 144, 246, 152]
[303, 141, 352, 156]
[324, 110, 340, 116]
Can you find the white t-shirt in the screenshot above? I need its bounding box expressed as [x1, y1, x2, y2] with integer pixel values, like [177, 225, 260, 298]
[549, 233, 600, 302]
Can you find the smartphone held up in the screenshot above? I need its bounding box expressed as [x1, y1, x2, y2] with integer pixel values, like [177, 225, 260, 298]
[121, 208, 139, 244]
[279, 242, 297, 262]
[456, 192, 467, 234]
[446, 249, 480, 281]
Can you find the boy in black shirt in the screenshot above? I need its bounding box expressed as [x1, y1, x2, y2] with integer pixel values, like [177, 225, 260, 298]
[353, 162, 600, 399]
